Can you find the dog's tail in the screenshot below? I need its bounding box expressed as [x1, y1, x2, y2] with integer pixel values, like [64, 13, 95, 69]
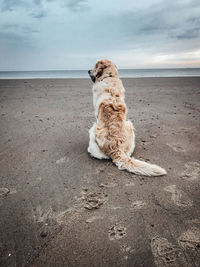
[111, 150, 167, 176]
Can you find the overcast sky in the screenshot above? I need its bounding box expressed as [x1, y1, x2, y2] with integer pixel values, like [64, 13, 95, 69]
[0, 0, 200, 70]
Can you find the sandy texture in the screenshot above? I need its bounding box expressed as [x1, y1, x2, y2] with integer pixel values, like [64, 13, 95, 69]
[0, 77, 200, 267]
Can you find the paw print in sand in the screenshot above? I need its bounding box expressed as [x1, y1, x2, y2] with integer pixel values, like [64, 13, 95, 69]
[82, 192, 107, 210]
[108, 224, 127, 240]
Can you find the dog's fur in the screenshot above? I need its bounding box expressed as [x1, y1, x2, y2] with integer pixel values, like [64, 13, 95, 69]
[88, 59, 166, 176]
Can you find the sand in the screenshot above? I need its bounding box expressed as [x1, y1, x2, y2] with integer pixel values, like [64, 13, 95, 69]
[0, 77, 200, 266]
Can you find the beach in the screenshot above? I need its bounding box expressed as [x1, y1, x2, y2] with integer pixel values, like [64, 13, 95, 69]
[0, 77, 200, 266]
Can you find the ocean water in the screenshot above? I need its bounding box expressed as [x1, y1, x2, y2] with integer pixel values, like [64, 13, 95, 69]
[0, 68, 200, 79]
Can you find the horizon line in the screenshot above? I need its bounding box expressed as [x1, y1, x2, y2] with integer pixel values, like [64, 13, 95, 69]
[1, 67, 200, 72]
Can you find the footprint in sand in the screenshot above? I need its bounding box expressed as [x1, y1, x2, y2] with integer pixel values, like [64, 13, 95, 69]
[0, 187, 10, 197]
[151, 236, 187, 267]
[82, 191, 108, 210]
[178, 227, 200, 250]
[33, 205, 79, 225]
[32, 205, 54, 223]
[167, 143, 185, 152]
[164, 185, 193, 207]
[108, 224, 127, 241]
[130, 200, 146, 210]
[178, 227, 200, 266]
[181, 162, 200, 181]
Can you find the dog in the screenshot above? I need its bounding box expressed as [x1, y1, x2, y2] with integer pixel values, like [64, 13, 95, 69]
[88, 59, 166, 176]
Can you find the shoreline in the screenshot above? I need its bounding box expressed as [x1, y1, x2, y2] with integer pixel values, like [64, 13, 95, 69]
[0, 76, 200, 80]
[1, 68, 200, 80]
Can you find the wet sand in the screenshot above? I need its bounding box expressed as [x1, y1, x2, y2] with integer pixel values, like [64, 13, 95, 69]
[0, 77, 200, 266]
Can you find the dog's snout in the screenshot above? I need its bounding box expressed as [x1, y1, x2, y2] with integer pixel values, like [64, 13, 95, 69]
[88, 69, 95, 82]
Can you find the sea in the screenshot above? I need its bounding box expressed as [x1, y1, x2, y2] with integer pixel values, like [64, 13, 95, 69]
[0, 68, 200, 79]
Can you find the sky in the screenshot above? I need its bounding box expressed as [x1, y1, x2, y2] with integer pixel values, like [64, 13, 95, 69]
[0, 0, 200, 70]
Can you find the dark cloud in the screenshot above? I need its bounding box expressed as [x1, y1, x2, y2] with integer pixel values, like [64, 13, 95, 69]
[0, 0, 35, 11]
[33, 0, 42, 4]
[0, 0, 88, 15]
[116, 1, 200, 39]
[0, 0, 47, 19]
[30, 9, 47, 18]
[0, 0, 24, 11]
[176, 27, 200, 40]
[0, 0, 44, 13]
[66, 0, 88, 12]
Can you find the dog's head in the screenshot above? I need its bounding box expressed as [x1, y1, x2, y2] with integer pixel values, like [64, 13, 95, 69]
[88, 59, 118, 83]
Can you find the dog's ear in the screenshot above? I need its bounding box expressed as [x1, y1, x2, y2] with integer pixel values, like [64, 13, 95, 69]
[96, 60, 110, 78]
[96, 61, 104, 78]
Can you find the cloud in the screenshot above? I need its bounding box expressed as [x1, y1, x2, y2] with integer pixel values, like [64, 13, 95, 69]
[0, 0, 48, 18]
[30, 9, 47, 18]
[116, 1, 200, 41]
[66, 0, 88, 12]
[176, 27, 200, 39]
[0, 0, 200, 70]
[0, 0, 36, 11]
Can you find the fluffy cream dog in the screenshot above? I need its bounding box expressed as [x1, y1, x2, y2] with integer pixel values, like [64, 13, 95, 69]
[88, 59, 166, 176]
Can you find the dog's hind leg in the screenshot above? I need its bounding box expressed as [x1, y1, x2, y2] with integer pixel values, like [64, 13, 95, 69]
[88, 123, 109, 159]
[126, 120, 135, 157]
